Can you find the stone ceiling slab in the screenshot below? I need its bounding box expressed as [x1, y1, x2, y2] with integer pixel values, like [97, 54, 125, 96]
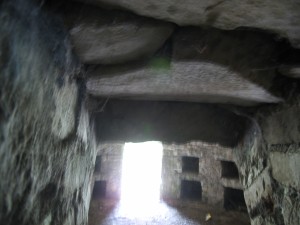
[76, 0, 300, 48]
[63, 3, 174, 64]
[87, 61, 282, 106]
[86, 28, 283, 106]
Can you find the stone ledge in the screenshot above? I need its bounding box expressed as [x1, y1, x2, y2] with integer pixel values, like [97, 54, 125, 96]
[221, 178, 243, 190]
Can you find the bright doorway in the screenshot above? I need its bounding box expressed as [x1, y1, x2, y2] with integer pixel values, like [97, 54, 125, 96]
[120, 141, 163, 217]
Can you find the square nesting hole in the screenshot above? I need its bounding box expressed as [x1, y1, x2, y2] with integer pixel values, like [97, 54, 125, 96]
[182, 156, 199, 173]
[221, 160, 239, 179]
[224, 187, 247, 212]
[180, 180, 202, 201]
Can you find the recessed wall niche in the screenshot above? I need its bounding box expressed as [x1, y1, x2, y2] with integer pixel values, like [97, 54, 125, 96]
[182, 156, 199, 173]
[224, 187, 247, 211]
[92, 180, 107, 198]
[221, 160, 239, 178]
[180, 180, 202, 201]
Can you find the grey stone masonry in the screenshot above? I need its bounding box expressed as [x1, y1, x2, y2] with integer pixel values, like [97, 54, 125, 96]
[162, 141, 242, 208]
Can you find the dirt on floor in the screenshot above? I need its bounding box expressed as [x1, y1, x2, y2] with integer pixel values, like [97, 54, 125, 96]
[88, 198, 251, 225]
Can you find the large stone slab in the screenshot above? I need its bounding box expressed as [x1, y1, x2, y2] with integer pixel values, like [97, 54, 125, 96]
[261, 104, 300, 144]
[87, 60, 282, 106]
[282, 189, 300, 225]
[173, 28, 281, 89]
[64, 3, 174, 64]
[244, 168, 273, 211]
[270, 152, 300, 189]
[0, 1, 97, 224]
[76, 0, 300, 48]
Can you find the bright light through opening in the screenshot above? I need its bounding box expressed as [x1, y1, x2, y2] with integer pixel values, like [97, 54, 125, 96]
[120, 141, 163, 217]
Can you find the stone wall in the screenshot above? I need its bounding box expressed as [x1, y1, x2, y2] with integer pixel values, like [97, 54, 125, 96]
[0, 1, 96, 224]
[91, 141, 243, 210]
[93, 143, 124, 199]
[161, 142, 242, 208]
[235, 96, 300, 225]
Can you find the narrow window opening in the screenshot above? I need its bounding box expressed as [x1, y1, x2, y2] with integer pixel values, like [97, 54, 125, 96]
[182, 156, 199, 173]
[221, 161, 239, 178]
[224, 187, 247, 211]
[92, 180, 106, 198]
[180, 180, 202, 201]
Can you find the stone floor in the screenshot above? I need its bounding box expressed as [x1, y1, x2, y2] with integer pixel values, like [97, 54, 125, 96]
[88, 198, 251, 225]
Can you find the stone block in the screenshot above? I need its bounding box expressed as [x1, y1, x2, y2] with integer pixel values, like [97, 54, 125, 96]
[87, 60, 282, 106]
[51, 81, 78, 140]
[282, 189, 300, 225]
[270, 152, 300, 189]
[64, 3, 174, 64]
[262, 106, 300, 145]
[77, 0, 300, 48]
[244, 169, 272, 211]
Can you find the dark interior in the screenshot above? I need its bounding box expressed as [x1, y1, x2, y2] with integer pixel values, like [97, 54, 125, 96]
[182, 156, 199, 173]
[92, 181, 107, 198]
[221, 161, 239, 179]
[224, 187, 247, 211]
[180, 180, 202, 201]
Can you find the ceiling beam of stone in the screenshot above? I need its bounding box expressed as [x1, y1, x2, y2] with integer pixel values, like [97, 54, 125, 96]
[75, 0, 300, 49]
[87, 62, 281, 106]
[63, 3, 174, 64]
[87, 28, 284, 106]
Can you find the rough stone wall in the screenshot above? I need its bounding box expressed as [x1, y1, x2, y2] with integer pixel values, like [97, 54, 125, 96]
[235, 96, 300, 225]
[94, 143, 123, 199]
[0, 1, 96, 224]
[162, 141, 241, 208]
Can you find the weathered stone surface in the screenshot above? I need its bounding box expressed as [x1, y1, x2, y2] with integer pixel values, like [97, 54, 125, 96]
[91, 99, 248, 147]
[52, 80, 78, 140]
[94, 143, 123, 199]
[87, 60, 282, 106]
[76, 0, 300, 48]
[173, 28, 281, 88]
[235, 96, 300, 225]
[279, 65, 300, 78]
[261, 102, 300, 144]
[270, 152, 300, 189]
[282, 189, 300, 225]
[162, 141, 233, 207]
[244, 169, 273, 211]
[234, 121, 267, 188]
[0, 1, 96, 224]
[64, 3, 174, 64]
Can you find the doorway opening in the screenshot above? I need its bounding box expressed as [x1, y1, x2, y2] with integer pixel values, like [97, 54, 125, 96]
[120, 141, 163, 217]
